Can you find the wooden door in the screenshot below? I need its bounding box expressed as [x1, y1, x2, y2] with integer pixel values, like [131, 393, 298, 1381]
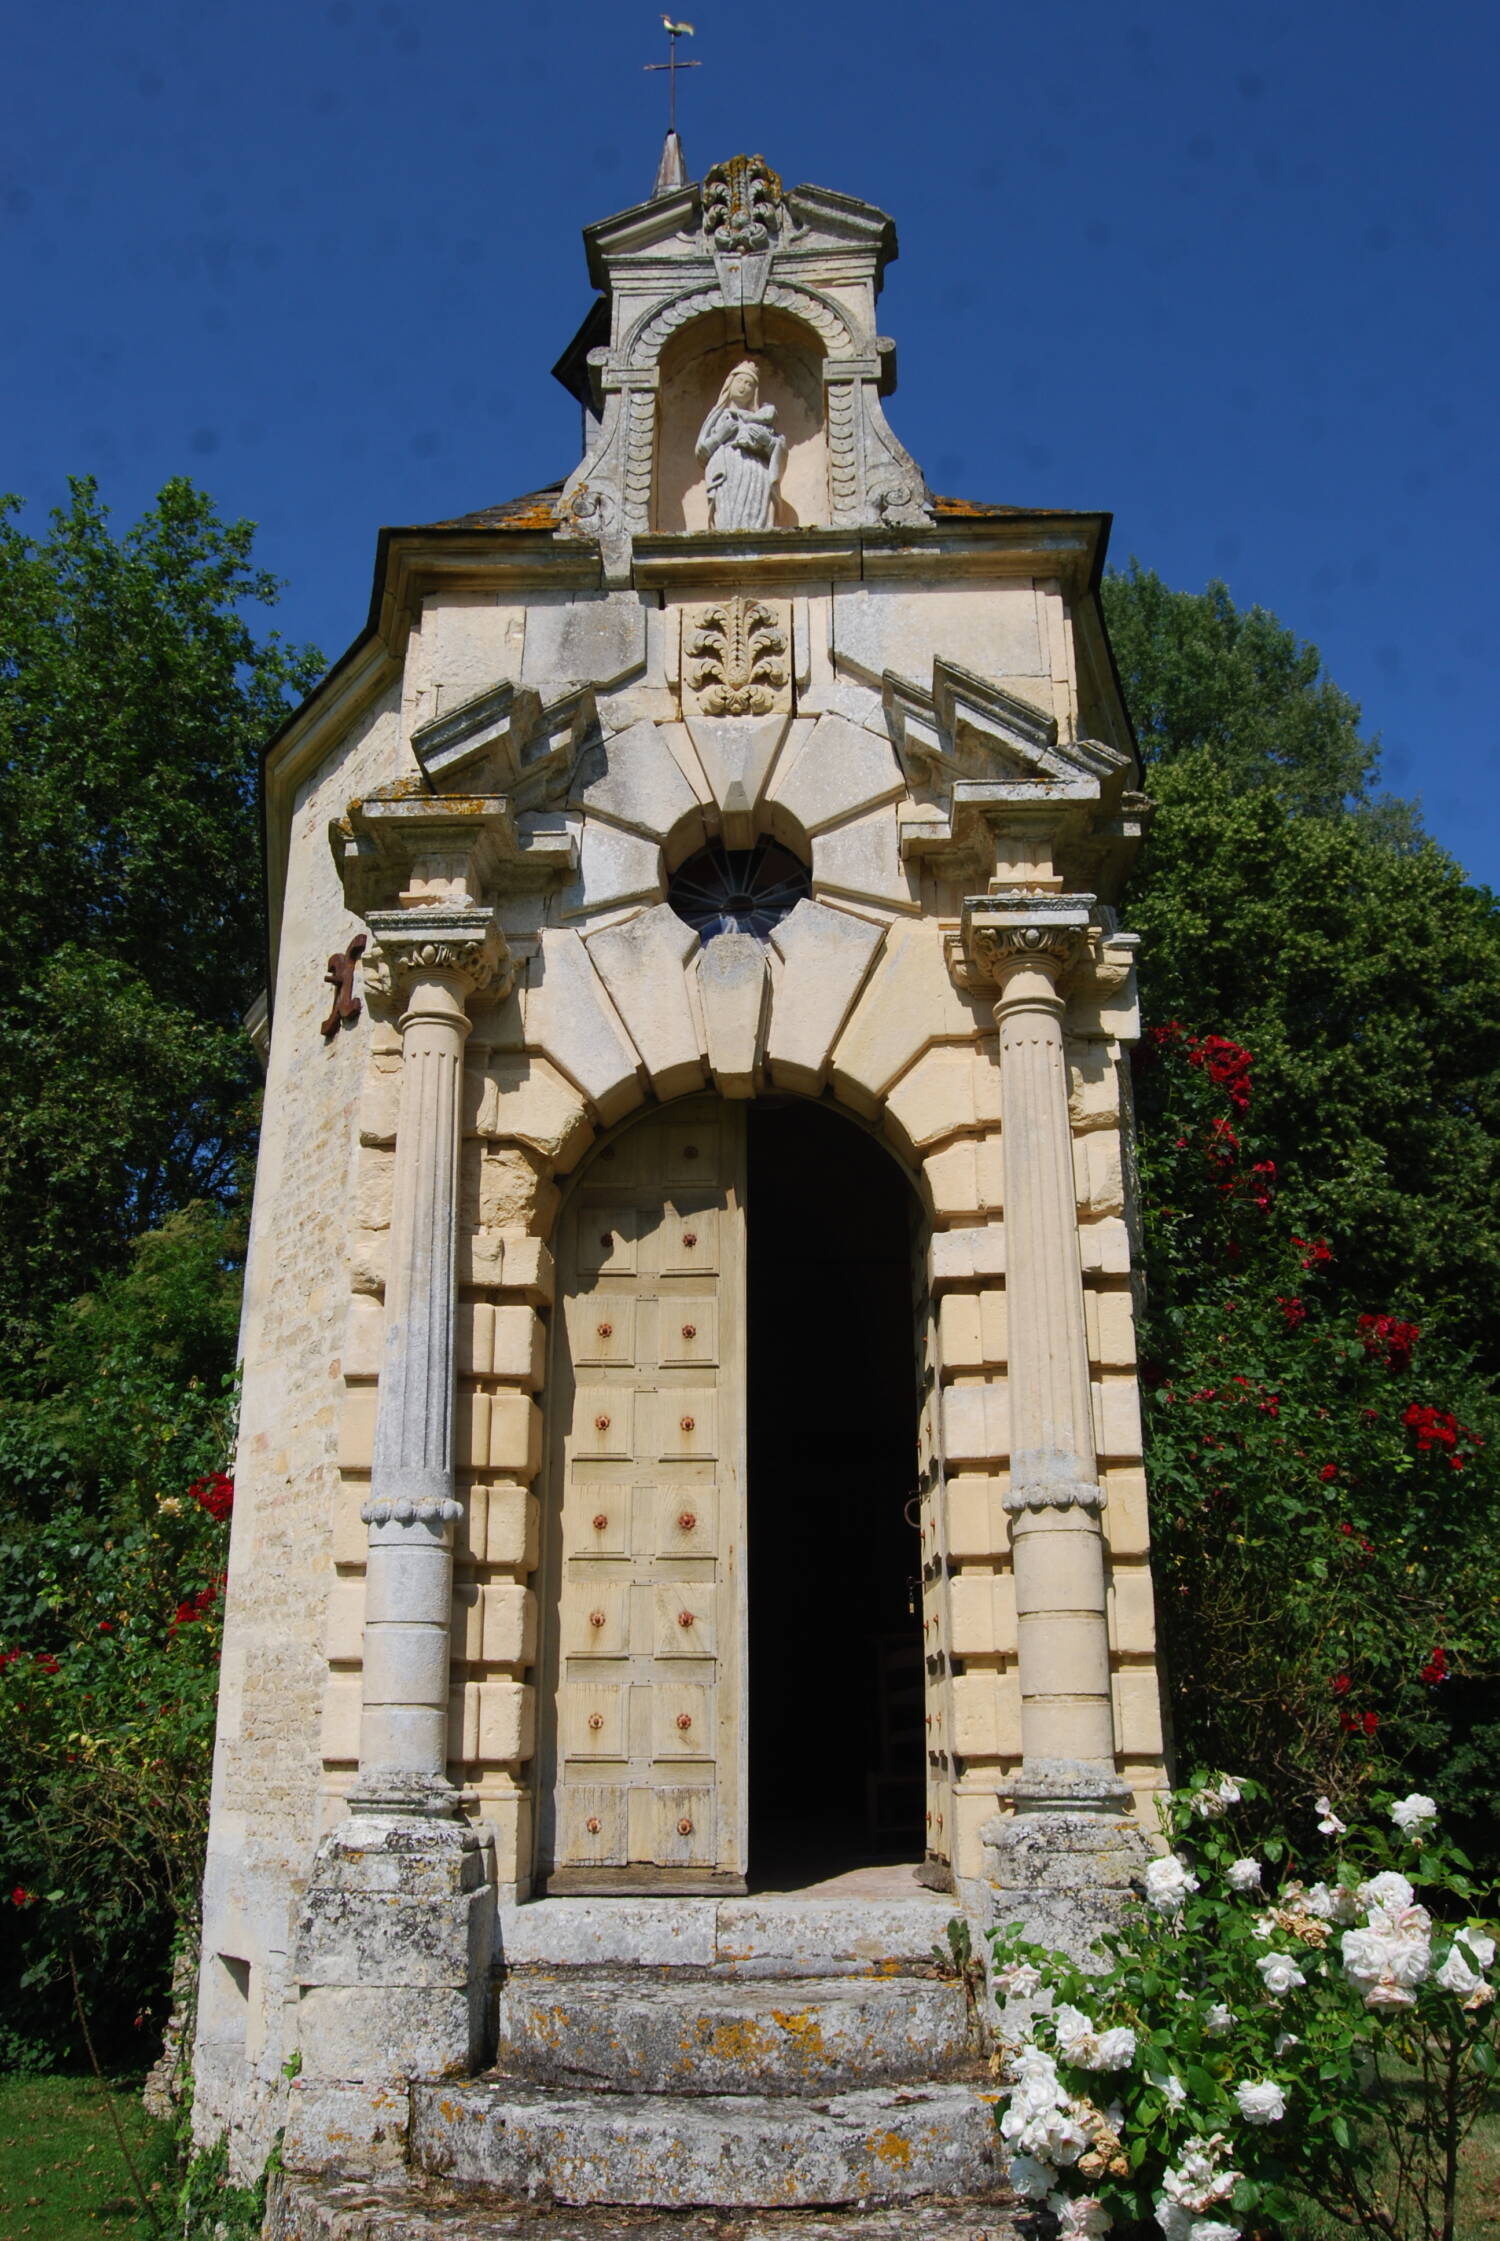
[536, 1097, 748, 1893]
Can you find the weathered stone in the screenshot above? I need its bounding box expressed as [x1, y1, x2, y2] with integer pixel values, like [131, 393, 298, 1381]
[493, 1972, 971, 2096]
[523, 932, 643, 1125]
[520, 592, 649, 691]
[411, 2078, 1000, 2207]
[830, 922, 985, 1117]
[812, 803, 913, 914]
[765, 711, 904, 839]
[559, 819, 665, 923]
[268, 2174, 1021, 2239]
[831, 582, 1043, 689]
[765, 900, 884, 1095]
[568, 720, 704, 849]
[697, 930, 767, 1097]
[584, 907, 704, 1100]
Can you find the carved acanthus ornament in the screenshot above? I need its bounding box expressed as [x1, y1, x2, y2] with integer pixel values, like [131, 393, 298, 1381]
[957, 895, 1096, 996]
[684, 595, 790, 716]
[702, 154, 782, 257]
[361, 906, 512, 1011]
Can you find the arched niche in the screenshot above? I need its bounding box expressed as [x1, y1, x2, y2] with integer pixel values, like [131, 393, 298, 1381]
[654, 307, 830, 533]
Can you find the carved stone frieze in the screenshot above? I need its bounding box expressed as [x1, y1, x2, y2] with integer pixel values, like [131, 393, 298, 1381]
[684, 595, 792, 717]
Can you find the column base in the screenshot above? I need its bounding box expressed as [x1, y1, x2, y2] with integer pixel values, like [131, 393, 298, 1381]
[284, 1815, 495, 2174]
[974, 1764, 1147, 1968]
[346, 1768, 461, 1818]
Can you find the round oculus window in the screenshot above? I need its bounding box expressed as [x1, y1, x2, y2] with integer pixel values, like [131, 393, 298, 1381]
[666, 837, 811, 942]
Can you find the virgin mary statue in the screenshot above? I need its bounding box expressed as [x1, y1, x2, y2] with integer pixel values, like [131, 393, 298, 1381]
[695, 361, 787, 532]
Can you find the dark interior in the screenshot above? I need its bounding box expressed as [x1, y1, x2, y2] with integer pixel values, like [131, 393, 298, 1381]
[746, 1099, 925, 1886]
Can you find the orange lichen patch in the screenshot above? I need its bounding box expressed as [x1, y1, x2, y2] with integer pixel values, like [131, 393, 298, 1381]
[868, 2130, 914, 2168]
[699, 2018, 774, 2064]
[931, 494, 1028, 518]
[770, 2008, 830, 2063]
[421, 486, 567, 532]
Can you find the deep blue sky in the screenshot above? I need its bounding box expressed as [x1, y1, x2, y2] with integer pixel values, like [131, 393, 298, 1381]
[5, 0, 1496, 883]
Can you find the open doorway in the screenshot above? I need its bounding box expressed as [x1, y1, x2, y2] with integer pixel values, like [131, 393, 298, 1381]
[746, 1100, 925, 1888]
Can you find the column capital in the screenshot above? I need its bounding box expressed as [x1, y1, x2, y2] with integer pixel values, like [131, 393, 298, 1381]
[958, 892, 1095, 995]
[363, 905, 512, 1012]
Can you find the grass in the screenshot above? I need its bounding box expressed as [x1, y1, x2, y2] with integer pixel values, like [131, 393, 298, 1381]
[0, 2074, 171, 2241]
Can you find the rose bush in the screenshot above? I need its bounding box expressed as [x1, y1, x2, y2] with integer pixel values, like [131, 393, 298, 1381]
[1133, 1019, 1500, 1847]
[989, 1773, 1498, 2241]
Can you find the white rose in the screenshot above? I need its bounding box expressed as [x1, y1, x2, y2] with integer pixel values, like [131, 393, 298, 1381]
[996, 1961, 1043, 1997]
[1008, 2152, 1057, 2199]
[1457, 1928, 1497, 1970]
[1274, 2032, 1300, 2056]
[1303, 1880, 1357, 1924]
[1390, 1793, 1438, 1837]
[1357, 1870, 1415, 1915]
[1226, 1857, 1262, 1892]
[1150, 2070, 1189, 2109]
[1435, 1944, 1485, 1997]
[1315, 1795, 1347, 1835]
[1235, 2079, 1287, 2124]
[1155, 2209, 1193, 2241]
[1203, 2002, 1234, 2036]
[1256, 1952, 1306, 1997]
[1054, 2005, 1097, 2061]
[1217, 1776, 1244, 1805]
[1362, 1979, 1417, 2009]
[1146, 1854, 1201, 1911]
[1050, 2193, 1113, 2237]
[1189, 2223, 1242, 2241]
[1091, 2027, 1138, 2071]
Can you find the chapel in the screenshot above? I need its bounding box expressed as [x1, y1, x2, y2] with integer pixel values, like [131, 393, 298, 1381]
[195, 142, 1166, 2220]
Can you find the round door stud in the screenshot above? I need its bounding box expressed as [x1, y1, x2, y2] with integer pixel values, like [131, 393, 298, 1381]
[680, 1415, 695, 1433]
[677, 1817, 694, 1836]
[597, 1321, 613, 1338]
[592, 1513, 609, 1531]
[595, 1414, 611, 1431]
[676, 1712, 692, 1731]
[589, 1610, 606, 1629]
[683, 1143, 699, 1159]
[682, 1232, 697, 1248]
[586, 1816, 601, 1834]
[678, 1511, 697, 1532]
[677, 1610, 695, 1629]
[599, 1231, 612, 1248]
[682, 1323, 696, 1339]
[588, 1713, 604, 1732]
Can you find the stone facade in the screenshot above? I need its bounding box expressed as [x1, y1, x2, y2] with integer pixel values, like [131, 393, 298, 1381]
[195, 151, 1166, 2180]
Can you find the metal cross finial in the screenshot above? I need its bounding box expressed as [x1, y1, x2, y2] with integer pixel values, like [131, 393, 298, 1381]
[645, 16, 700, 136]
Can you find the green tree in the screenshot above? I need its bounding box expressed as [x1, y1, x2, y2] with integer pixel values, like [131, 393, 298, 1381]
[0, 477, 322, 1372]
[1104, 565, 1500, 1844]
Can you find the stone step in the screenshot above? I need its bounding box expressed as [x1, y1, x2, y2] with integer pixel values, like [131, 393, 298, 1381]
[270, 2172, 1021, 2240]
[496, 1896, 960, 1980]
[410, 2079, 1001, 2208]
[493, 1972, 975, 2095]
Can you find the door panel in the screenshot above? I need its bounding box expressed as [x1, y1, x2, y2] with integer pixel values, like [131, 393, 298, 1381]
[538, 1096, 748, 1892]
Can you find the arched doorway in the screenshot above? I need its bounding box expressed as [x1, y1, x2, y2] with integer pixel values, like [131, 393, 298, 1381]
[533, 1094, 925, 1894]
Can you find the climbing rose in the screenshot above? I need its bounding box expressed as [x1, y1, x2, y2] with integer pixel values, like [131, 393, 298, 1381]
[1390, 1794, 1438, 1837]
[1234, 2080, 1288, 2124]
[1144, 1855, 1200, 1912]
[1049, 2194, 1113, 2237]
[1256, 1952, 1306, 1997]
[1226, 1857, 1262, 1892]
[1007, 2152, 1056, 2199]
[1202, 2003, 1234, 2036]
[1435, 1944, 1487, 1998]
[1315, 1796, 1347, 1835]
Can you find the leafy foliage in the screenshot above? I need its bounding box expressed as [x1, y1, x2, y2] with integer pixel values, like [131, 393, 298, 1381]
[0, 477, 321, 1370]
[1103, 566, 1500, 1853]
[0, 1209, 238, 2068]
[989, 1776, 1499, 2241]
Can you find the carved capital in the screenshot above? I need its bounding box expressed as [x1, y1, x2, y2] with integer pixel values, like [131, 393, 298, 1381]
[362, 906, 511, 1011]
[960, 893, 1097, 994]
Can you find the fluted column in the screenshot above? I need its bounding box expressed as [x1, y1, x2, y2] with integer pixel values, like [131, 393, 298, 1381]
[967, 895, 1125, 1810]
[351, 905, 509, 1816]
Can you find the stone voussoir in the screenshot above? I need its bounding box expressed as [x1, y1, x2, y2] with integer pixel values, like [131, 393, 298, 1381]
[410, 2079, 1001, 2208]
[492, 1971, 974, 2095]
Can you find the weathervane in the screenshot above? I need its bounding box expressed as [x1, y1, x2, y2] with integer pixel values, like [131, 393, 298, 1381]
[645, 16, 700, 138]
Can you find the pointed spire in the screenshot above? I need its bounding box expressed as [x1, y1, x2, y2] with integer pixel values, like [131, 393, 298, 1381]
[652, 128, 688, 199]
